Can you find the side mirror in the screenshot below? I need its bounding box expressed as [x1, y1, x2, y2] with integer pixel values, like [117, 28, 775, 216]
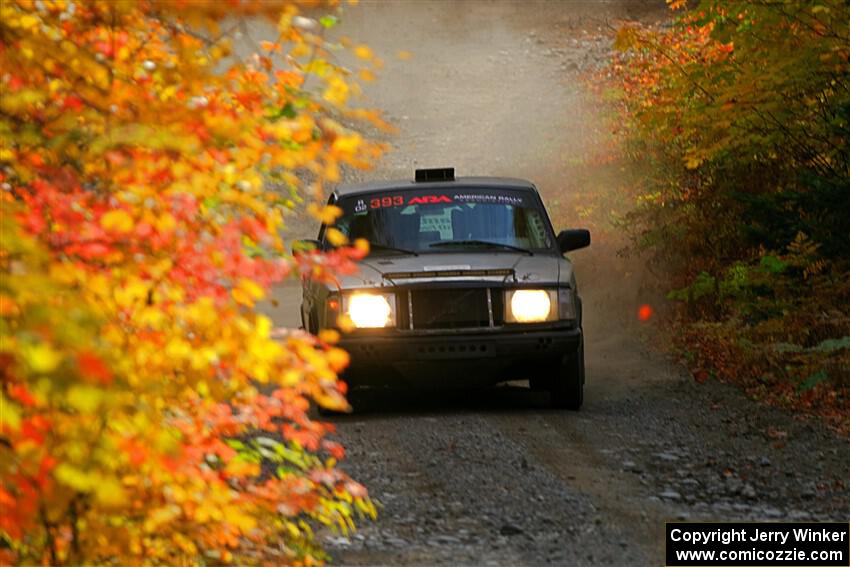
[291, 239, 321, 255]
[556, 229, 590, 254]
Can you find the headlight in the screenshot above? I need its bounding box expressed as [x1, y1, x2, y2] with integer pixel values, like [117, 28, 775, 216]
[344, 292, 396, 328]
[506, 289, 557, 323]
[505, 288, 575, 323]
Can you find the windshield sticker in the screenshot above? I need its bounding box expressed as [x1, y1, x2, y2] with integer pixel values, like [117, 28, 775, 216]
[370, 195, 405, 208]
[408, 195, 452, 205]
[345, 190, 530, 212]
[452, 193, 524, 205]
[420, 214, 452, 236]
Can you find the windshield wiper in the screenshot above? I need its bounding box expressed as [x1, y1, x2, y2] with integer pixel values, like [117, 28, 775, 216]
[367, 242, 419, 256]
[429, 240, 533, 256]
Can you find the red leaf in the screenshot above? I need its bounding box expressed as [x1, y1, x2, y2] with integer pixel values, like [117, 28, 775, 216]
[77, 351, 112, 384]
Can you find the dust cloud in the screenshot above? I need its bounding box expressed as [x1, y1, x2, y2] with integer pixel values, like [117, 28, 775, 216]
[327, 0, 670, 335]
[240, 1, 671, 333]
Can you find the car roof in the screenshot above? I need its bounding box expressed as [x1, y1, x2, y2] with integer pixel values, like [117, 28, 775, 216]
[334, 176, 538, 197]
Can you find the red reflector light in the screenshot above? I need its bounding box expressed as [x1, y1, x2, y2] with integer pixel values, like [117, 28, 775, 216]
[328, 299, 340, 311]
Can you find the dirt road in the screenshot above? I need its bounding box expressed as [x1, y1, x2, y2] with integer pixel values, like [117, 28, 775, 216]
[263, 2, 850, 565]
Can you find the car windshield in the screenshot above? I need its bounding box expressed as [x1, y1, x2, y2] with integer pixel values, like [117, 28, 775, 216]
[331, 188, 555, 254]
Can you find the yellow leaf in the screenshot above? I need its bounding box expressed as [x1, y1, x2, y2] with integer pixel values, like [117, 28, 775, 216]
[101, 209, 134, 233]
[225, 459, 260, 477]
[155, 212, 176, 233]
[95, 478, 127, 506]
[232, 287, 255, 307]
[318, 329, 340, 344]
[332, 134, 361, 155]
[230, 509, 258, 533]
[354, 238, 370, 255]
[165, 338, 191, 360]
[22, 342, 62, 373]
[336, 313, 355, 333]
[291, 43, 311, 58]
[685, 156, 703, 169]
[285, 520, 300, 538]
[55, 463, 96, 492]
[303, 58, 331, 77]
[67, 384, 104, 413]
[234, 278, 265, 307]
[354, 45, 372, 60]
[196, 381, 209, 397]
[322, 76, 350, 106]
[0, 393, 21, 430]
[326, 347, 350, 372]
[308, 203, 343, 225]
[281, 369, 301, 386]
[396, 50, 412, 60]
[18, 15, 40, 30]
[255, 314, 272, 337]
[325, 159, 340, 182]
[325, 227, 348, 247]
[359, 68, 376, 82]
[614, 27, 640, 52]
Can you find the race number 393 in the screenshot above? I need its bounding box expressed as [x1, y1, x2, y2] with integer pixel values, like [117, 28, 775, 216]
[666, 522, 850, 567]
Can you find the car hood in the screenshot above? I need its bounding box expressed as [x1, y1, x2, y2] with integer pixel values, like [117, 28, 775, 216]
[337, 252, 567, 289]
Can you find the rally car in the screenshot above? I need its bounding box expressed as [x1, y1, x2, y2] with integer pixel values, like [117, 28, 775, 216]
[297, 168, 590, 409]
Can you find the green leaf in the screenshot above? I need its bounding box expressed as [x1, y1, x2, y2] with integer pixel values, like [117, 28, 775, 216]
[667, 271, 717, 302]
[797, 370, 829, 392]
[319, 15, 338, 29]
[810, 336, 850, 353]
[255, 435, 281, 449]
[268, 102, 297, 121]
[759, 255, 787, 274]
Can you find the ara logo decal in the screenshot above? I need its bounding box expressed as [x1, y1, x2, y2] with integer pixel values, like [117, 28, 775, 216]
[408, 195, 453, 205]
[355, 199, 367, 213]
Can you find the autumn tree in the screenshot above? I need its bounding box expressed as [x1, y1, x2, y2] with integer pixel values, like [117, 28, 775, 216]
[0, 0, 386, 563]
[608, 0, 850, 427]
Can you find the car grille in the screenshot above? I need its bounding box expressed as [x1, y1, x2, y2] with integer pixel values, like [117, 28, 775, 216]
[398, 288, 503, 330]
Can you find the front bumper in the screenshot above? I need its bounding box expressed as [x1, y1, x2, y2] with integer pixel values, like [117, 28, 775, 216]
[339, 324, 582, 386]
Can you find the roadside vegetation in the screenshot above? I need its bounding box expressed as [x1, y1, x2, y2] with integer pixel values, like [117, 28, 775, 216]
[0, 1, 384, 563]
[607, 0, 849, 431]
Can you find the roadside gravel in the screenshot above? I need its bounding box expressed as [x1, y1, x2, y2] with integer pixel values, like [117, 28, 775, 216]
[319, 350, 849, 566]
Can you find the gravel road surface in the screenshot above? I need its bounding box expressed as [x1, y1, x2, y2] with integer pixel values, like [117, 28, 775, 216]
[260, 2, 850, 565]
